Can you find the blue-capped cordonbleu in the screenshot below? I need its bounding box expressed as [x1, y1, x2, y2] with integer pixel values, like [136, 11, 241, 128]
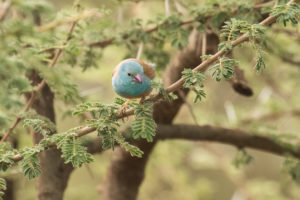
[112, 58, 155, 112]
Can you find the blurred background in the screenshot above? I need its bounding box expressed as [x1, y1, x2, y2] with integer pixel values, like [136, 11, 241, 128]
[3, 0, 300, 199]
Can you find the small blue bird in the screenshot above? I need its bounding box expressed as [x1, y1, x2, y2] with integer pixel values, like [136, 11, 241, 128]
[112, 58, 156, 112]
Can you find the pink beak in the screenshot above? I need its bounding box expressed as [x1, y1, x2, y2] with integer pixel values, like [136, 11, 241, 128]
[133, 74, 143, 83]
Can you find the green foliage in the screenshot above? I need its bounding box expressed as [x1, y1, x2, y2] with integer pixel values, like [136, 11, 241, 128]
[151, 80, 178, 102]
[80, 47, 99, 71]
[20, 146, 44, 179]
[47, 129, 93, 167]
[73, 102, 119, 149]
[23, 115, 56, 137]
[61, 136, 94, 167]
[221, 18, 250, 41]
[190, 0, 257, 32]
[12, 0, 53, 14]
[182, 69, 206, 88]
[255, 48, 266, 73]
[232, 149, 254, 168]
[283, 157, 300, 185]
[38, 67, 82, 104]
[144, 47, 170, 71]
[271, 3, 300, 26]
[73, 101, 143, 156]
[132, 102, 156, 142]
[150, 14, 190, 49]
[0, 143, 15, 172]
[221, 19, 265, 41]
[218, 41, 233, 51]
[114, 134, 143, 157]
[209, 57, 238, 81]
[182, 69, 207, 103]
[0, 178, 6, 200]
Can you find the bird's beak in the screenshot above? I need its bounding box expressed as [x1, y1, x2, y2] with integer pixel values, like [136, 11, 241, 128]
[133, 74, 143, 83]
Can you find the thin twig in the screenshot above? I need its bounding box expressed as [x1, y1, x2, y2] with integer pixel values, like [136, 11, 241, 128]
[0, 1, 11, 22]
[253, 0, 275, 9]
[36, 9, 101, 32]
[89, 18, 194, 48]
[136, 42, 144, 59]
[201, 32, 207, 62]
[177, 90, 199, 125]
[88, 1, 273, 48]
[165, 0, 171, 17]
[173, 0, 187, 15]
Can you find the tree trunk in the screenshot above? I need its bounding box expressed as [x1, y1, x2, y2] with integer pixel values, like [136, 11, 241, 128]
[26, 71, 73, 200]
[101, 30, 219, 200]
[2, 179, 14, 200]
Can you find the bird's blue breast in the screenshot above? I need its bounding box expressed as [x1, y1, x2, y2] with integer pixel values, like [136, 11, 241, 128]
[112, 74, 152, 98]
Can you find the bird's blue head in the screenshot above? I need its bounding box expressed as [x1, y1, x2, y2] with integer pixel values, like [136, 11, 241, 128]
[116, 61, 144, 84]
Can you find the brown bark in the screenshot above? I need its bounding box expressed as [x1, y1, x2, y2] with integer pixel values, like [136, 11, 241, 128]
[26, 71, 73, 200]
[101, 30, 219, 200]
[2, 178, 14, 200]
[157, 124, 300, 158]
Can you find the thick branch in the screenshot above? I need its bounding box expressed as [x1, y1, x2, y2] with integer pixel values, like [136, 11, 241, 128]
[0, 1, 11, 22]
[157, 124, 300, 158]
[11, 124, 300, 163]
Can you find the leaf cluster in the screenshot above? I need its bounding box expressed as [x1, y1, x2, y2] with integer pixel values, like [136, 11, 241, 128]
[209, 57, 238, 81]
[271, 3, 300, 26]
[132, 102, 156, 142]
[151, 80, 178, 102]
[73, 101, 144, 156]
[232, 149, 254, 168]
[182, 69, 207, 103]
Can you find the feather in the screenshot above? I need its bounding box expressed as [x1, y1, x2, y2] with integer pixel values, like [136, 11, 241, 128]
[112, 58, 155, 80]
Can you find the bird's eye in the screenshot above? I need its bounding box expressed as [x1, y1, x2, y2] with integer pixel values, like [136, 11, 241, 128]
[127, 73, 131, 76]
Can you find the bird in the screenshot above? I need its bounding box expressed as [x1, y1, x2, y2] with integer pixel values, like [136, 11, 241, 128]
[112, 58, 156, 113]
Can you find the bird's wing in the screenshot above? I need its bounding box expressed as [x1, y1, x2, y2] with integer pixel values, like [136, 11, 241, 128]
[112, 58, 156, 80]
[138, 60, 156, 80]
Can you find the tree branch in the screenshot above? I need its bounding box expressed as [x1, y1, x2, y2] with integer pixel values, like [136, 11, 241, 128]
[88, 1, 274, 48]
[88, 19, 194, 48]
[35, 9, 101, 32]
[157, 124, 300, 158]
[10, 124, 300, 163]
[0, 1, 11, 22]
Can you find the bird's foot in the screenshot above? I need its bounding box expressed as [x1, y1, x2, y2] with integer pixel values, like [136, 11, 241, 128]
[139, 97, 145, 104]
[119, 106, 127, 116]
[119, 100, 130, 117]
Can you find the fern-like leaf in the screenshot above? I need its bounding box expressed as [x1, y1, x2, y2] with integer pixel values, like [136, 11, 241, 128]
[61, 136, 94, 168]
[132, 102, 156, 142]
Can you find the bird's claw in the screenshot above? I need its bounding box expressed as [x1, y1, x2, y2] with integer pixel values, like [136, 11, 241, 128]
[119, 100, 130, 121]
[119, 106, 127, 116]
